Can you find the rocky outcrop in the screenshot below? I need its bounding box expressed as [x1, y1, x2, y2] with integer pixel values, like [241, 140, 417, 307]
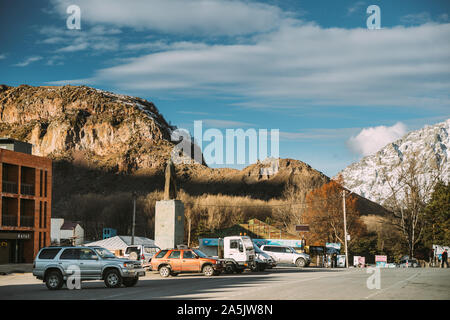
[0, 85, 177, 172]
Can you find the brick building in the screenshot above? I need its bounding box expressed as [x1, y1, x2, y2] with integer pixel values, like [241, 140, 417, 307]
[0, 138, 52, 264]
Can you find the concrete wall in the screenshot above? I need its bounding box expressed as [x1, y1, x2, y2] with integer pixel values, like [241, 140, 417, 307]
[51, 218, 64, 244]
[155, 200, 184, 249]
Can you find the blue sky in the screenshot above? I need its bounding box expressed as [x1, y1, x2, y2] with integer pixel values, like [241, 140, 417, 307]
[1, 0, 449, 176]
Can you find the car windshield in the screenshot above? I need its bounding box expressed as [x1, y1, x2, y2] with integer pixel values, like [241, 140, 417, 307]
[254, 245, 264, 253]
[243, 238, 254, 251]
[193, 249, 208, 258]
[93, 247, 116, 258]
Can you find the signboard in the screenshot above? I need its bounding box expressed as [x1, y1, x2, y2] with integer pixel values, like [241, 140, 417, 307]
[326, 243, 341, 254]
[295, 225, 310, 232]
[201, 238, 306, 248]
[337, 255, 346, 267]
[433, 244, 450, 260]
[201, 238, 220, 246]
[353, 256, 365, 267]
[375, 255, 387, 266]
[0, 232, 31, 240]
[255, 239, 305, 248]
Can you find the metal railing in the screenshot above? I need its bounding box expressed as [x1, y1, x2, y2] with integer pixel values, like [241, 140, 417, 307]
[20, 215, 34, 227]
[1, 215, 18, 227]
[20, 183, 35, 196]
[2, 181, 18, 194]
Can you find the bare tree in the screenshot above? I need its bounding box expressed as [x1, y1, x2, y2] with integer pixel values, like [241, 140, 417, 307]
[382, 154, 440, 258]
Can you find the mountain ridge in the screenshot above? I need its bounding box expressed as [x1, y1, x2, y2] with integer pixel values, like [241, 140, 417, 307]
[337, 119, 450, 204]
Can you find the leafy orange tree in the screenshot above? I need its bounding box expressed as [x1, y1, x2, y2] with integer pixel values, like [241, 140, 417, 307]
[303, 179, 367, 247]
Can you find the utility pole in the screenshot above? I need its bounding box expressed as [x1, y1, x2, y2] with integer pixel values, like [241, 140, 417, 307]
[132, 192, 137, 245]
[343, 190, 349, 268]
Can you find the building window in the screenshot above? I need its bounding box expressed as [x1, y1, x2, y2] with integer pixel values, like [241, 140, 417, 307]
[39, 170, 43, 197]
[39, 201, 42, 228]
[44, 171, 48, 197]
[39, 232, 42, 250]
[43, 232, 46, 247]
[43, 202, 47, 229]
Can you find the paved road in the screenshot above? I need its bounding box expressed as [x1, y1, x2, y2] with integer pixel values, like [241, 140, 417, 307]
[0, 267, 449, 300]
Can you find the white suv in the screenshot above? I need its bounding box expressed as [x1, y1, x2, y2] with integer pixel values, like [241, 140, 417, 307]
[260, 245, 310, 267]
[124, 245, 160, 268]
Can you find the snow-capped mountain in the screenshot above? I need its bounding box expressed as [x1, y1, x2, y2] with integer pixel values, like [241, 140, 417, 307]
[337, 119, 450, 205]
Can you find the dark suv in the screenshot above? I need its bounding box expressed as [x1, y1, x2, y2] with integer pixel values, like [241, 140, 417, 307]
[33, 246, 146, 290]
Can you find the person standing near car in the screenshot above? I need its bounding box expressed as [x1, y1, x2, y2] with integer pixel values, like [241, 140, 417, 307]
[441, 249, 448, 268]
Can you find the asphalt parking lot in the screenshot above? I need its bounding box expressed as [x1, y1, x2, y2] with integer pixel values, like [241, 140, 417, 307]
[0, 267, 449, 300]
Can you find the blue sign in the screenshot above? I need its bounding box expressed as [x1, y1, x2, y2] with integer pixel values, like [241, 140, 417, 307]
[201, 238, 219, 246]
[200, 238, 304, 248]
[103, 228, 117, 239]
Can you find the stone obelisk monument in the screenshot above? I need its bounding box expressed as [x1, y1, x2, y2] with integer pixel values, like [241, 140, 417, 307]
[155, 160, 185, 249]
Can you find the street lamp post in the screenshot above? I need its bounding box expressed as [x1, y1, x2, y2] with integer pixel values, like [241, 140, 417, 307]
[132, 192, 137, 245]
[343, 190, 349, 268]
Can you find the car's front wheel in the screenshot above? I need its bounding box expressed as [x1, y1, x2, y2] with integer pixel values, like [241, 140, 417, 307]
[45, 270, 63, 290]
[296, 258, 306, 268]
[123, 277, 139, 287]
[202, 265, 214, 277]
[104, 269, 122, 288]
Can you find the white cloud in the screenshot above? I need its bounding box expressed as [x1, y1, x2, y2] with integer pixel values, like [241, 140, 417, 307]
[51, 22, 450, 110]
[202, 119, 255, 128]
[0, 54, 6, 60]
[347, 122, 407, 156]
[13, 56, 43, 67]
[280, 128, 359, 141]
[50, 0, 285, 36]
[347, 1, 366, 16]
[400, 12, 432, 25]
[39, 26, 120, 53]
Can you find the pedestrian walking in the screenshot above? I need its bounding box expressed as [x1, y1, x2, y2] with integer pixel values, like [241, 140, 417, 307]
[441, 249, 448, 268]
[429, 249, 434, 267]
[332, 252, 337, 268]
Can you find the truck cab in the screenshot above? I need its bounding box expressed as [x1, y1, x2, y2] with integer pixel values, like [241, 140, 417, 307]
[200, 236, 256, 273]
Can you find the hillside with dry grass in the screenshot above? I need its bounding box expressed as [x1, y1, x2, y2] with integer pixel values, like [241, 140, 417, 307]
[0, 84, 388, 243]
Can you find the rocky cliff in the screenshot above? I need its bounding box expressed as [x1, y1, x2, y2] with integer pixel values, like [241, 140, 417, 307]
[0, 84, 177, 172]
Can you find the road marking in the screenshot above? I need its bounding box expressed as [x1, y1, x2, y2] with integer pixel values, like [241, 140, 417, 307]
[364, 270, 421, 300]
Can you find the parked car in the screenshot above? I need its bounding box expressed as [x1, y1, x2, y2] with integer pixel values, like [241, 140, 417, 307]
[33, 246, 145, 290]
[254, 244, 276, 269]
[399, 258, 420, 268]
[260, 245, 310, 267]
[151, 248, 223, 277]
[124, 244, 160, 268]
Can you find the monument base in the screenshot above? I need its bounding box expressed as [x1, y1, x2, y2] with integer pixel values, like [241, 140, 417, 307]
[155, 200, 185, 250]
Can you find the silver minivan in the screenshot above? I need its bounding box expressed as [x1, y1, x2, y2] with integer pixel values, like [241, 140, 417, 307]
[260, 245, 310, 267]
